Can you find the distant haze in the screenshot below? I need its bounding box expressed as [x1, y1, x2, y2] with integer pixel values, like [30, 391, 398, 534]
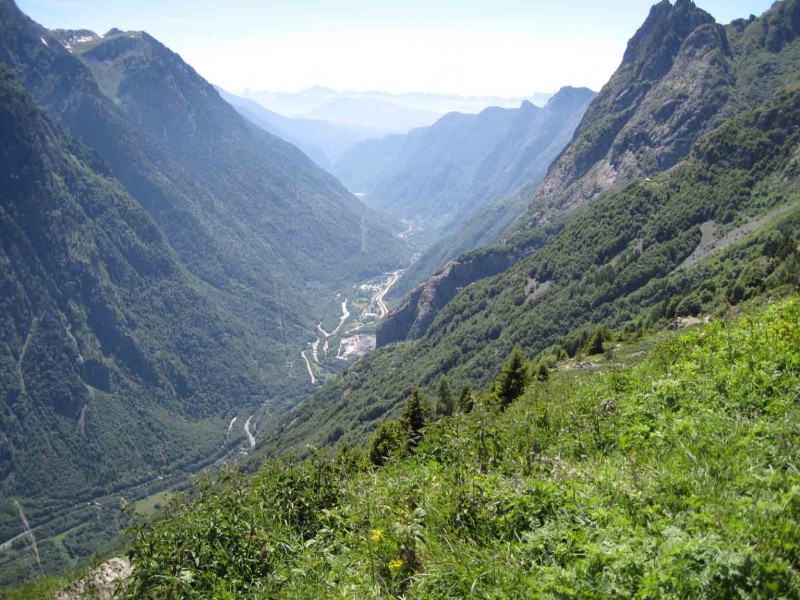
[242, 87, 554, 122]
[17, 0, 777, 98]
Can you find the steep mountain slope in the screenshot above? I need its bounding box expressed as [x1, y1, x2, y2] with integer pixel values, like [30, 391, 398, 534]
[121, 296, 800, 597]
[0, 62, 296, 579]
[73, 29, 408, 287]
[216, 87, 385, 169]
[0, 0, 409, 581]
[334, 87, 596, 233]
[263, 1, 800, 456]
[526, 0, 731, 215]
[382, 0, 800, 347]
[0, 6, 407, 301]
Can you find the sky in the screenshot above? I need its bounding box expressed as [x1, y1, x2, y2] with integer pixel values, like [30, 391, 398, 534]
[18, 0, 777, 97]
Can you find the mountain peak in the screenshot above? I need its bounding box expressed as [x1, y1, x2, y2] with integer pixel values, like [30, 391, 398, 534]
[544, 86, 597, 112]
[621, 0, 715, 77]
[49, 28, 100, 51]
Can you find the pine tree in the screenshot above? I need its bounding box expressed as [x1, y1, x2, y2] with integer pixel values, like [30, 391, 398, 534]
[586, 325, 611, 355]
[368, 420, 407, 466]
[402, 389, 427, 450]
[436, 377, 454, 416]
[496, 348, 529, 409]
[533, 360, 550, 382]
[457, 385, 474, 413]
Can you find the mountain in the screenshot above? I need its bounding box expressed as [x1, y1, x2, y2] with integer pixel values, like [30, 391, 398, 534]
[0, 59, 284, 582]
[216, 87, 388, 168]
[334, 87, 596, 235]
[382, 0, 800, 346]
[519, 0, 731, 217]
[242, 85, 553, 121]
[0, 0, 408, 581]
[387, 191, 533, 302]
[303, 96, 440, 132]
[259, 0, 800, 459]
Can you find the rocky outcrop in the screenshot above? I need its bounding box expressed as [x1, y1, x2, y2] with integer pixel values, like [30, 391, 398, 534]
[377, 249, 514, 346]
[54, 558, 132, 600]
[532, 0, 732, 213]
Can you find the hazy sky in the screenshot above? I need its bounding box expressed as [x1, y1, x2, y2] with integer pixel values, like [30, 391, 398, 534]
[19, 0, 775, 96]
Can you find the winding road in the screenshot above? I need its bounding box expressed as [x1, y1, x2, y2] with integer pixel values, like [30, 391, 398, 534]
[301, 350, 316, 384]
[243, 415, 256, 449]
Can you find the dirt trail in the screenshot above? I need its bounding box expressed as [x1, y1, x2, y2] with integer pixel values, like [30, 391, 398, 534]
[301, 350, 316, 384]
[17, 317, 38, 395]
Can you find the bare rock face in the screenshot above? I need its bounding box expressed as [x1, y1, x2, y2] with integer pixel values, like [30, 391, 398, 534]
[533, 0, 732, 214]
[54, 557, 132, 600]
[377, 249, 513, 346]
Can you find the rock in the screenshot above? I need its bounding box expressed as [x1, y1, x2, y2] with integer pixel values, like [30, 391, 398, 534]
[54, 557, 132, 600]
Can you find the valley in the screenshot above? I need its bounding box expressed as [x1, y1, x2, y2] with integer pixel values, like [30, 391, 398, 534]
[3, 0, 800, 596]
[300, 267, 407, 386]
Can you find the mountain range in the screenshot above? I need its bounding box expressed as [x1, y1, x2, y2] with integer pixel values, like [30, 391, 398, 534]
[216, 87, 387, 169]
[241, 86, 553, 124]
[259, 0, 800, 463]
[335, 87, 594, 224]
[0, 0, 407, 581]
[3, 0, 800, 593]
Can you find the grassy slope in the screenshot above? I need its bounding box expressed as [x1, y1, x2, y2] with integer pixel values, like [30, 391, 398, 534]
[118, 295, 800, 598]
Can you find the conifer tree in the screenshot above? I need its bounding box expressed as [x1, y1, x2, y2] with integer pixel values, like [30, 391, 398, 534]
[368, 420, 406, 466]
[457, 385, 474, 413]
[402, 389, 427, 449]
[496, 348, 529, 409]
[436, 377, 454, 416]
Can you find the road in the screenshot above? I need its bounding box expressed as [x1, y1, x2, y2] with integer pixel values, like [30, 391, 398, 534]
[301, 350, 316, 384]
[243, 415, 256, 449]
[374, 270, 403, 318]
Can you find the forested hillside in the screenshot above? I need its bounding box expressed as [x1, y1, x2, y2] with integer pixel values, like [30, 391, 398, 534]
[0, 0, 408, 582]
[384, 0, 800, 344]
[334, 87, 595, 236]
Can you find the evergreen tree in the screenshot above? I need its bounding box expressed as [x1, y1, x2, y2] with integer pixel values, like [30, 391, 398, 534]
[496, 348, 529, 409]
[457, 385, 475, 413]
[533, 360, 550, 382]
[402, 389, 428, 450]
[436, 377, 454, 416]
[586, 325, 611, 355]
[368, 420, 407, 466]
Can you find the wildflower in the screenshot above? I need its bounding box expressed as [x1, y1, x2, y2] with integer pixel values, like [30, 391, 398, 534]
[388, 559, 404, 575]
[370, 528, 384, 542]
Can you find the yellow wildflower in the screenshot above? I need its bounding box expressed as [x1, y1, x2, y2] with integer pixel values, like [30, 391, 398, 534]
[388, 559, 404, 575]
[370, 529, 384, 542]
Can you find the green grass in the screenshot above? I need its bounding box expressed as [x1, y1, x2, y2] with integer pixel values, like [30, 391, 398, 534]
[121, 296, 800, 598]
[133, 490, 173, 518]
